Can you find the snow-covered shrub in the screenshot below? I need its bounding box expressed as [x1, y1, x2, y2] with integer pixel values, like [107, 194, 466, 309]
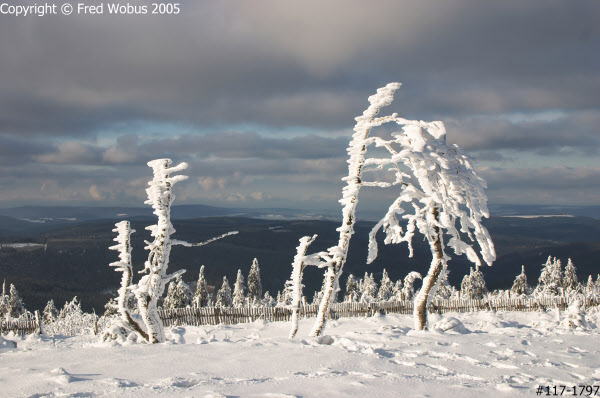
[560, 300, 588, 330]
[43, 300, 58, 324]
[44, 297, 96, 337]
[432, 317, 469, 334]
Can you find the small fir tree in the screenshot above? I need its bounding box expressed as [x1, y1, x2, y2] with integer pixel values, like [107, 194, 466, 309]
[392, 279, 403, 301]
[193, 265, 210, 308]
[263, 291, 275, 307]
[163, 275, 193, 309]
[247, 258, 263, 306]
[215, 276, 233, 308]
[460, 267, 488, 299]
[535, 256, 563, 297]
[360, 273, 378, 303]
[344, 274, 360, 303]
[377, 269, 394, 302]
[433, 269, 454, 300]
[8, 284, 25, 318]
[43, 299, 58, 323]
[511, 265, 531, 296]
[232, 269, 246, 308]
[563, 258, 579, 292]
[0, 281, 9, 319]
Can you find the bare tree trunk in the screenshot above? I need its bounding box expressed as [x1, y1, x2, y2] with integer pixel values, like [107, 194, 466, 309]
[413, 207, 444, 330]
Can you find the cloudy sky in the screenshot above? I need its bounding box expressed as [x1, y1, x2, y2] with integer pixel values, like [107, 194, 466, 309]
[0, 1, 598, 214]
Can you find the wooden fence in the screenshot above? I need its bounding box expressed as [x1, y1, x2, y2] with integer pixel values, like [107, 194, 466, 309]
[2, 298, 598, 335]
[158, 297, 600, 327]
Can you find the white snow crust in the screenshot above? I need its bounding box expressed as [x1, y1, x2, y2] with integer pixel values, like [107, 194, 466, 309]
[2, 311, 599, 397]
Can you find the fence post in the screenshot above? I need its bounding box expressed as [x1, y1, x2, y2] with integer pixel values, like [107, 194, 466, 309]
[34, 310, 43, 335]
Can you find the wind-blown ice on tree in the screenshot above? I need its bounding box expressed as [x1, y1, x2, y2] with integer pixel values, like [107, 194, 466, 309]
[105, 159, 238, 343]
[359, 83, 495, 330]
[287, 84, 402, 337]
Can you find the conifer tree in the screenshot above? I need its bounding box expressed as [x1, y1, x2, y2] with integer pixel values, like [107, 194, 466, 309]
[511, 265, 531, 296]
[344, 274, 360, 302]
[8, 284, 25, 318]
[193, 265, 209, 308]
[433, 269, 454, 300]
[392, 279, 403, 301]
[460, 267, 488, 299]
[232, 269, 246, 307]
[163, 275, 193, 309]
[563, 258, 579, 292]
[247, 258, 263, 306]
[215, 276, 233, 308]
[360, 272, 378, 303]
[0, 281, 9, 319]
[377, 269, 394, 302]
[535, 256, 563, 297]
[43, 300, 58, 324]
[263, 291, 275, 307]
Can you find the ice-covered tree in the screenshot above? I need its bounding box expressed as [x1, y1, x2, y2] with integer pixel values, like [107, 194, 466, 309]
[247, 258, 263, 306]
[105, 160, 237, 343]
[232, 269, 246, 308]
[263, 291, 275, 307]
[391, 279, 403, 301]
[43, 300, 58, 324]
[8, 284, 25, 318]
[362, 84, 495, 331]
[0, 281, 9, 319]
[563, 258, 579, 292]
[535, 256, 563, 297]
[511, 265, 531, 296]
[401, 272, 422, 301]
[432, 268, 454, 300]
[360, 272, 378, 303]
[193, 265, 209, 308]
[344, 274, 360, 303]
[377, 269, 394, 302]
[460, 267, 488, 300]
[560, 300, 588, 329]
[215, 276, 233, 308]
[287, 84, 405, 337]
[163, 275, 193, 309]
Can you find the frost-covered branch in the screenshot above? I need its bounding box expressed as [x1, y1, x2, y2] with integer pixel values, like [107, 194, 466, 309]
[171, 231, 239, 247]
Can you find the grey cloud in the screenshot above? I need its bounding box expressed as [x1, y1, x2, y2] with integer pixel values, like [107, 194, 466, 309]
[0, 1, 598, 136]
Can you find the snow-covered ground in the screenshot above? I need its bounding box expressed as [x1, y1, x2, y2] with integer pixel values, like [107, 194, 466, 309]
[2, 310, 600, 398]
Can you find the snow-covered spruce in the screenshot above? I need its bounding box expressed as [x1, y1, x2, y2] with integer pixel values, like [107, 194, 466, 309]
[377, 269, 394, 302]
[247, 258, 263, 307]
[361, 83, 495, 330]
[511, 265, 531, 297]
[460, 267, 488, 300]
[232, 269, 246, 308]
[215, 277, 233, 308]
[193, 265, 209, 307]
[360, 272, 378, 303]
[534, 256, 563, 298]
[344, 274, 360, 303]
[163, 275, 193, 310]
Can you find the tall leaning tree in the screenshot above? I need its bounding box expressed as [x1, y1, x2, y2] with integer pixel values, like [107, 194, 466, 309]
[364, 84, 495, 330]
[288, 84, 402, 337]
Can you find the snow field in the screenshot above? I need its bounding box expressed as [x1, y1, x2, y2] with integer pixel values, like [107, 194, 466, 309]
[1, 310, 599, 398]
